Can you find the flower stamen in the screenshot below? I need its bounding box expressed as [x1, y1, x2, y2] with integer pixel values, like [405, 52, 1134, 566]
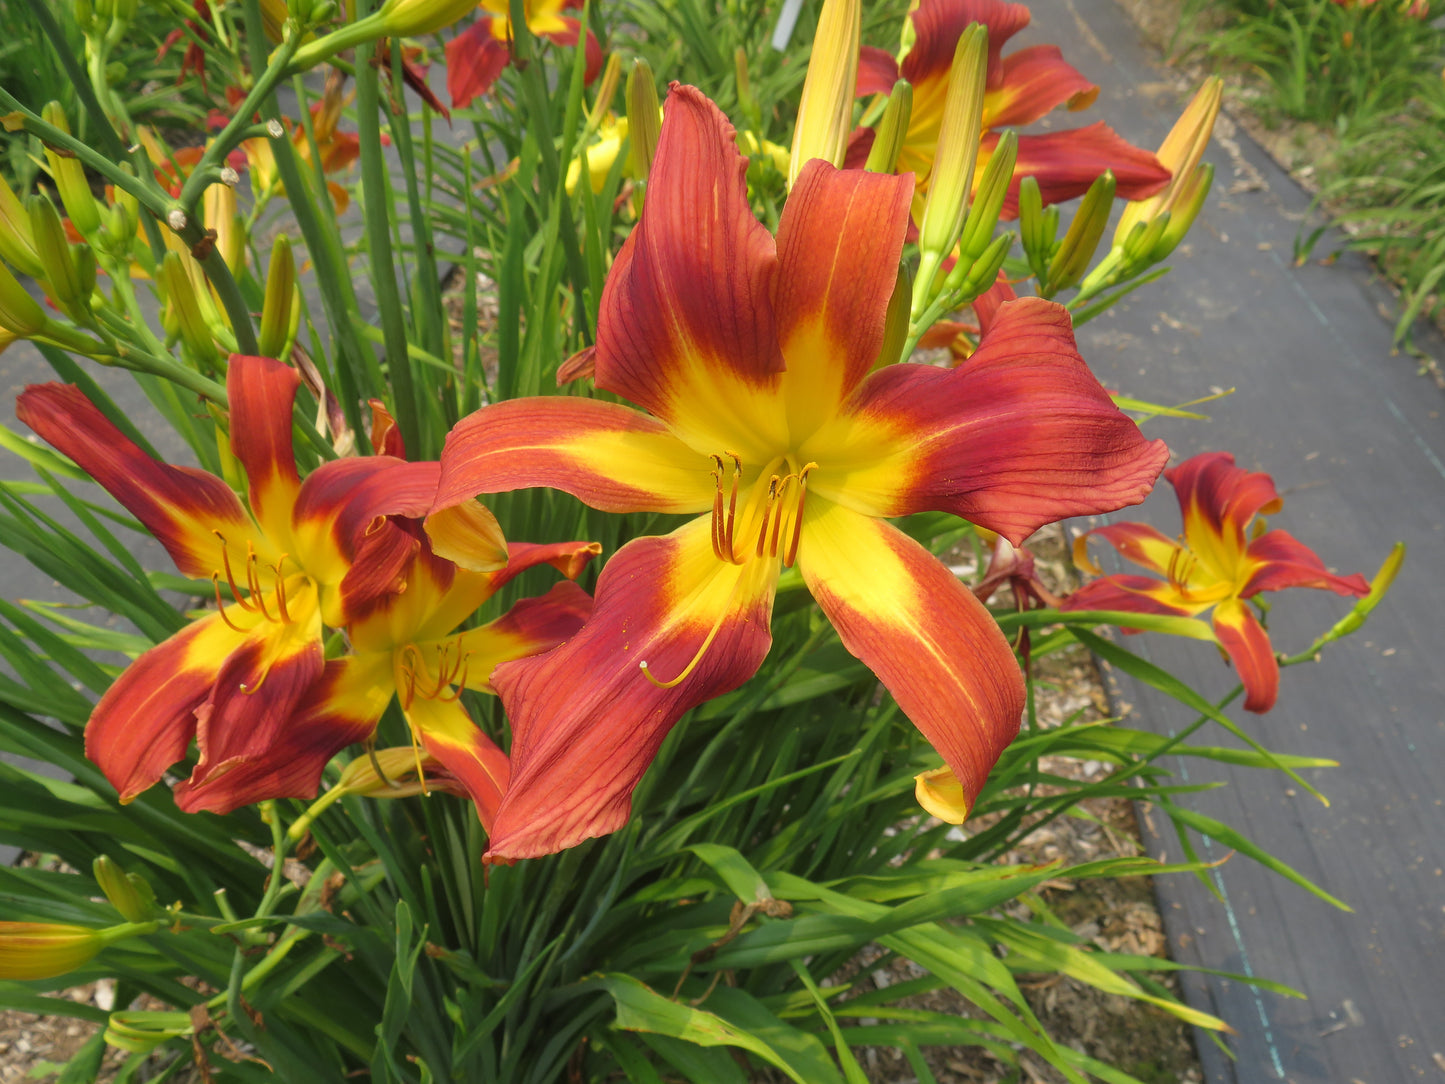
[213, 530, 255, 612]
[783, 463, 816, 568]
[212, 574, 247, 632]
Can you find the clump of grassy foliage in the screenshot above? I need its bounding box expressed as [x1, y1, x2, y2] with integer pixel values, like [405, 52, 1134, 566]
[1175, 0, 1445, 349]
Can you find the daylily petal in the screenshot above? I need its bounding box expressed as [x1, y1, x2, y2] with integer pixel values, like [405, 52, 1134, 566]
[593, 85, 788, 457]
[84, 613, 235, 802]
[446, 19, 512, 108]
[1170, 451, 1280, 540]
[797, 500, 1023, 819]
[983, 45, 1097, 129]
[423, 499, 509, 573]
[915, 766, 971, 823]
[227, 355, 301, 546]
[999, 126, 1169, 217]
[185, 593, 325, 791]
[406, 697, 510, 831]
[486, 517, 776, 860]
[540, 18, 604, 86]
[174, 655, 383, 813]
[497, 539, 602, 585]
[773, 159, 914, 427]
[902, 0, 1032, 92]
[1076, 522, 1186, 577]
[453, 581, 594, 692]
[805, 298, 1168, 544]
[1211, 598, 1279, 712]
[1242, 530, 1370, 599]
[1061, 574, 1210, 623]
[16, 383, 257, 579]
[435, 397, 715, 514]
[857, 45, 901, 96]
[1168, 452, 1280, 581]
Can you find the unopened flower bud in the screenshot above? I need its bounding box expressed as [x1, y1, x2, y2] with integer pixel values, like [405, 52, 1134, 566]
[914, 23, 987, 310]
[626, 59, 661, 184]
[203, 183, 245, 275]
[956, 128, 1016, 263]
[1114, 76, 1222, 246]
[0, 922, 105, 980]
[873, 265, 911, 370]
[1044, 170, 1115, 296]
[259, 235, 296, 358]
[159, 251, 218, 364]
[41, 103, 101, 241]
[0, 260, 47, 335]
[789, 0, 860, 188]
[734, 46, 753, 115]
[865, 81, 912, 174]
[27, 193, 85, 316]
[1016, 175, 1059, 282]
[1152, 162, 1213, 262]
[94, 856, 154, 923]
[0, 172, 44, 279]
[588, 52, 623, 128]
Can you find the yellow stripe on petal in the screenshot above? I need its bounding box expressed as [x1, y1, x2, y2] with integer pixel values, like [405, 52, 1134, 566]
[797, 499, 1023, 814]
[437, 397, 717, 515]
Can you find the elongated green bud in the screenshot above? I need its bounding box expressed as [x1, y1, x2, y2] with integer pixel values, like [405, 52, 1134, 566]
[914, 23, 987, 310]
[1322, 542, 1404, 644]
[259, 236, 296, 358]
[1152, 162, 1213, 263]
[27, 193, 84, 315]
[159, 251, 217, 364]
[946, 230, 1013, 303]
[1016, 176, 1058, 282]
[865, 81, 913, 174]
[1045, 170, 1115, 296]
[873, 265, 912, 369]
[957, 129, 1016, 262]
[41, 103, 101, 240]
[735, 46, 753, 114]
[0, 260, 47, 335]
[626, 59, 661, 184]
[94, 856, 153, 923]
[0, 174, 44, 280]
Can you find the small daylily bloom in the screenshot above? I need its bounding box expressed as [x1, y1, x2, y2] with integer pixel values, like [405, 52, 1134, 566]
[1063, 452, 1370, 712]
[445, 0, 603, 108]
[284, 531, 595, 828]
[434, 85, 1169, 859]
[243, 74, 366, 214]
[16, 356, 474, 812]
[854, 0, 1170, 216]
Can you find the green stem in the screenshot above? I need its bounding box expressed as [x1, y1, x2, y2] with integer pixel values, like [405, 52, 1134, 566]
[176, 32, 301, 214]
[20, 0, 128, 160]
[355, 35, 422, 453]
[0, 88, 168, 217]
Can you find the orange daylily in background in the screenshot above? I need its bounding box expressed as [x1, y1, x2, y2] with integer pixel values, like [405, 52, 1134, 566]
[243, 74, 365, 213]
[16, 356, 466, 813]
[854, 0, 1170, 216]
[432, 85, 1169, 861]
[1063, 452, 1370, 712]
[446, 0, 603, 108]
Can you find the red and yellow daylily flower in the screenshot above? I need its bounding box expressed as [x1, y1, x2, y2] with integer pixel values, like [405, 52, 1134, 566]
[432, 85, 1169, 861]
[854, 0, 1170, 216]
[445, 0, 603, 108]
[1063, 452, 1370, 712]
[287, 531, 595, 829]
[16, 356, 466, 813]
